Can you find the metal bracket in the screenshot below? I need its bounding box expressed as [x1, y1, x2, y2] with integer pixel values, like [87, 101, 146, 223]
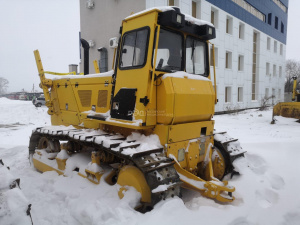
[140, 96, 149, 106]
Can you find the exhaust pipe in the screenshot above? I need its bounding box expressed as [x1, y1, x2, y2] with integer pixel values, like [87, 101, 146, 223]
[80, 38, 90, 75]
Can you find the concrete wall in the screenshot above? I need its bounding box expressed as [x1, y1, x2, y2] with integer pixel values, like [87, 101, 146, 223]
[79, 0, 145, 74]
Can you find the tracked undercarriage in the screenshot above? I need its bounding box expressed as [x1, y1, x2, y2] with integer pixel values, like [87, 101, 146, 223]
[29, 126, 182, 211]
[29, 126, 245, 211]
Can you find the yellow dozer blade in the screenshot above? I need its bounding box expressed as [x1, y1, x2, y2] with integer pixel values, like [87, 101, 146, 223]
[272, 102, 300, 123]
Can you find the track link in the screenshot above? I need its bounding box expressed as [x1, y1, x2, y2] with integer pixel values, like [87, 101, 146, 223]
[29, 126, 181, 211]
[214, 131, 246, 176]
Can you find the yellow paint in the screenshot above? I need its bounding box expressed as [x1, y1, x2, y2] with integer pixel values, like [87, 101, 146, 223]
[273, 102, 300, 120]
[173, 160, 235, 202]
[44, 71, 76, 75]
[292, 78, 298, 101]
[85, 169, 104, 184]
[93, 60, 100, 73]
[32, 158, 64, 175]
[56, 158, 67, 170]
[117, 165, 151, 203]
[209, 42, 218, 104]
[272, 77, 299, 122]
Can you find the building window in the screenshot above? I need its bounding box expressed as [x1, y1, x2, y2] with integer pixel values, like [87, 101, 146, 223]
[232, 0, 266, 22]
[211, 7, 219, 28]
[265, 88, 269, 98]
[274, 41, 277, 53]
[281, 22, 284, 33]
[238, 55, 244, 71]
[252, 32, 258, 100]
[273, 64, 277, 77]
[169, 0, 174, 6]
[210, 46, 218, 67]
[192, 1, 197, 18]
[238, 87, 243, 102]
[239, 23, 245, 39]
[225, 51, 232, 69]
[278, 89, 281, 101]
[266, 62, 270, 76]
[272, 0, 287, 13]
[280, 44, 283, 55]
[226, 16, 233, 35]
[279, 66, 282, 77]
[267, 37, 271, 50]
[225, 87, 232, 103]
[275, 16, 279, 29]
[272, 88, 276, 104]
[268, 13, 272, 25]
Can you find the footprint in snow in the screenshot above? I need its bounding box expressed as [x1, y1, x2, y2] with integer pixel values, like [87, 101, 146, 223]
[255, 188, 278, 208]
[267, 172, 285, 190]
[281, 211, 300, 225]
[246, 153, 268, 175]
[228, 217, 255, 225]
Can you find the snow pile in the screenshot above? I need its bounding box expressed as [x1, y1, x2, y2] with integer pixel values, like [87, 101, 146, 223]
[0, 162, 32, 225]
[0, 97, 49, 126]
[45, 70, 114, 81]
[0, 99, 300, 224]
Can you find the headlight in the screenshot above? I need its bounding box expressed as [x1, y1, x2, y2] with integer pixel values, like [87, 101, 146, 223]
[176, 14, 182, 24]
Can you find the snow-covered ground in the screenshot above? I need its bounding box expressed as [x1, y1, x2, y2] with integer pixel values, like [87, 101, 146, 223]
[0, 97, 300, 225]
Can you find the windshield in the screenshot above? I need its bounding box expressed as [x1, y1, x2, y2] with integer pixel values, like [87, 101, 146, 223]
[186, 36, 207, 75]
[154, 29, 183, 72]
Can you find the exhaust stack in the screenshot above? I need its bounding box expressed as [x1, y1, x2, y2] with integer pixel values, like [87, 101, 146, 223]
[80, 38, 90, 75]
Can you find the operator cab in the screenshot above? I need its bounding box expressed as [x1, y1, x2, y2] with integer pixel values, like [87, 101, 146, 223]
[111, 7, 216, 125]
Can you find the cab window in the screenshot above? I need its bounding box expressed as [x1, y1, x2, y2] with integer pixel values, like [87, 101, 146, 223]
[120, 27, 149, 69]
[154, 28, 183, 72]
[186, 36, 207, 76]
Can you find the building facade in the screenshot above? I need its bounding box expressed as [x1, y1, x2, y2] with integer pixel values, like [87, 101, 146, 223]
[79, 0, 288, 112]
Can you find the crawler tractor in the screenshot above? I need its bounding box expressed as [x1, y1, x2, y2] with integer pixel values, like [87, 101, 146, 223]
[29, 7, 245, 211]
[272, 75, 300, 123]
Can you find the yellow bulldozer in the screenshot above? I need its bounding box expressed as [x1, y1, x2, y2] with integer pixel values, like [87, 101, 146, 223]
[29, 7, 245, 211]
[272, 75, 300, 123]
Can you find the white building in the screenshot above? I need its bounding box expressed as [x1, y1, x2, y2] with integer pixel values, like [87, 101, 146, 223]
[80, 0, 288, 112]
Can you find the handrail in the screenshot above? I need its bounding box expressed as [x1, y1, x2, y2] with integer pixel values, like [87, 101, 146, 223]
[149, 25, 160, 104]
[208, 42, 217, 104]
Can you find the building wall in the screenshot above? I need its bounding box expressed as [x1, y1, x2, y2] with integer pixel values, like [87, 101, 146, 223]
[79, 0, 145, 74]
[79, 0, 288, 112]
[195, 0, 288, 111]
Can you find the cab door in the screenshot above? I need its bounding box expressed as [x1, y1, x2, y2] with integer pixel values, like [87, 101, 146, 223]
[111, 12, 157, 125]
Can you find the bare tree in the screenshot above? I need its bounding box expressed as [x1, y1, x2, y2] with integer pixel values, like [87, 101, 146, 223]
[285, 60, 300, 93]
[0, 77, 9, 94]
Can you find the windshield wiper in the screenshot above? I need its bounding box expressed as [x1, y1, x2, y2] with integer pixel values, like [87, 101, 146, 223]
[191, 41, 195, 74]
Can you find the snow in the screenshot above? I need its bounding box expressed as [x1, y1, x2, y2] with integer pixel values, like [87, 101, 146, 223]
[45, 70, 114, 81]
[125, 6, 214, 27]
[1, 98, 300, 224]
[162, 71, 211, 81]
[56, 150, 70, 160]
[125, 6, 176, 20]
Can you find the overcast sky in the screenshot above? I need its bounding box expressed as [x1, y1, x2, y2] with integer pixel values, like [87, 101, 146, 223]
[0, 0, 80, 93]
[0, 0, 299, 92]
